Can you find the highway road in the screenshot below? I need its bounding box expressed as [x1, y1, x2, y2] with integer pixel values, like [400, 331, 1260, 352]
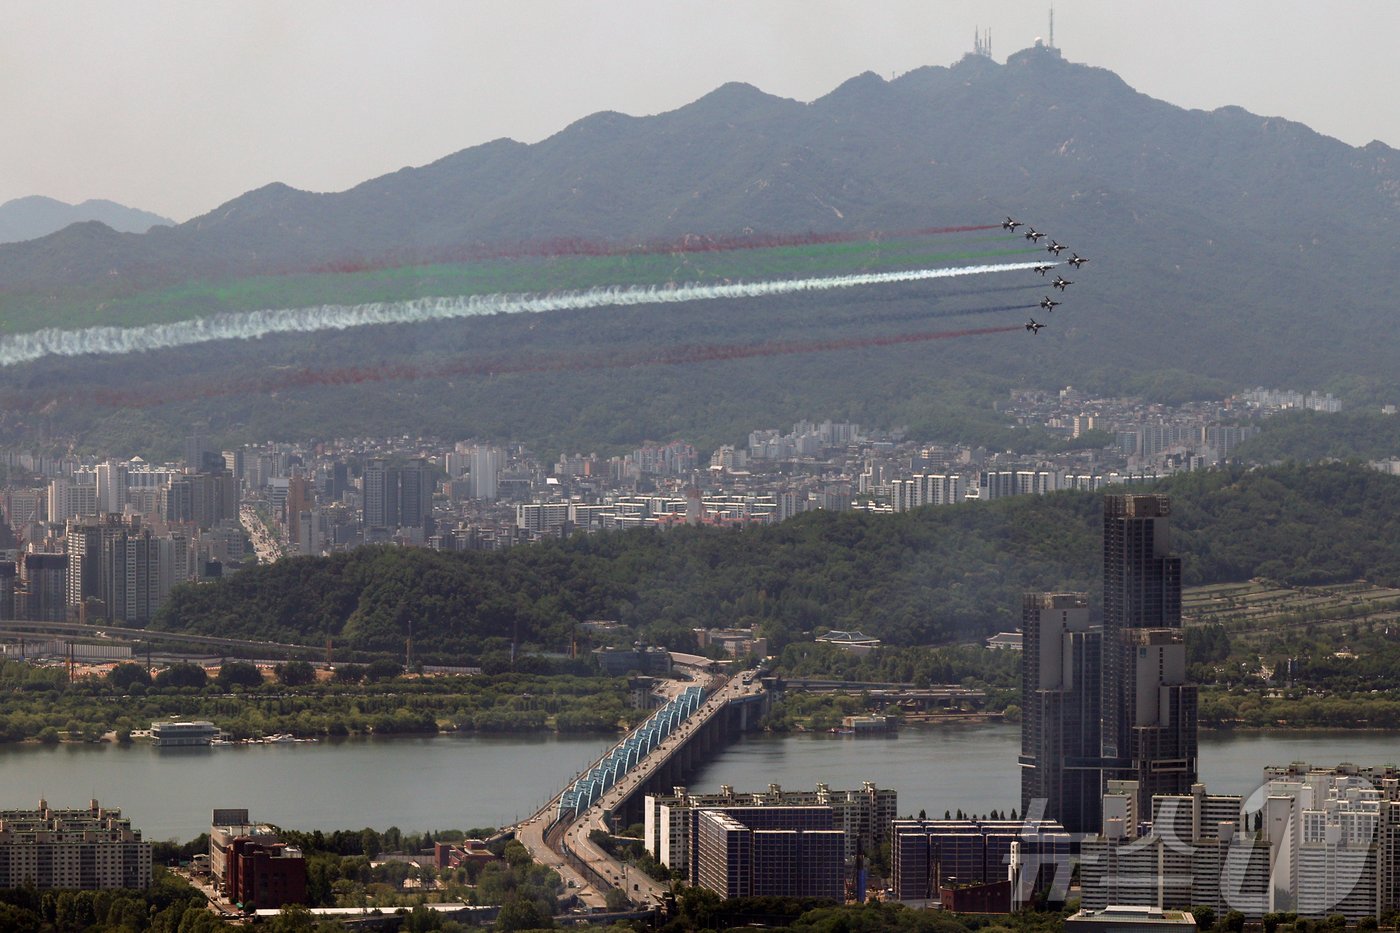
[240, 505, 287, 564]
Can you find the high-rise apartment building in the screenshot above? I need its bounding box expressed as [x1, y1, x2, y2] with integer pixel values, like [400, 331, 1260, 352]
[469, 446, 502, 502]
[644, 782, 896, 875]
[1082, 781, 1270, 919]
[65, 516, 173, 624]
[1101, 495, 1197, 816]
[361, 458, 432, 533]
[102, 524, 162, 625]
[1020, 592, 1102, 834]
[95, 462, 128, 515]
[692, 807, 845, 900]
[890, 818, 1074, 904]
[1256, 762, 1400, 922]
[0, 800, 151, 889]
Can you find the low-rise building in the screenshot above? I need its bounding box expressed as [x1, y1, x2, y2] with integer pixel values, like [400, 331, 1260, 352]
[814, 631, 881, 655]
[151, 720, 218, 747]
[1065, 906, 1197, 933]
[226, 838, 307, 910]
[433, 839, 499, 870]
[693, 627, 769, 659]
[592, 645, 672, 676]
[210, 809, 281, 893]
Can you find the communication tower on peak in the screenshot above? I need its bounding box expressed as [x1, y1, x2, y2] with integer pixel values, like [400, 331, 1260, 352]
[1049, 4, 1056, 49]
[972, 26, 993, 59]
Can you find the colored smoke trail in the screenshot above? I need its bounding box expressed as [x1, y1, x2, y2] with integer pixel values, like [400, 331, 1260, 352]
[0, 262, 1045, 367]
[57, 323, 1024, 410]
[311, 224, 1005, 273]
[859, 303, 1034, 327]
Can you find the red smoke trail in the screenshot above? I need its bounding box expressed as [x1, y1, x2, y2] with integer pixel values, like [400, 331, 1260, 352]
[252, 323, 1023, 393]
[299, 225, 1005, 276]
[24, 324, 1022, 412]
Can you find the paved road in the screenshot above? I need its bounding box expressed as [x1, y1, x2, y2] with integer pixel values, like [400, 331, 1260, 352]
[241, 505, 287, 563]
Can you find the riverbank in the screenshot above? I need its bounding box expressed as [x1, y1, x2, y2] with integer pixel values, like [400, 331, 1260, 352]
[0, 660, 638, 744]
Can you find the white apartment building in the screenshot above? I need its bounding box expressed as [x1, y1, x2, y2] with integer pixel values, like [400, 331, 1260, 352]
[0, 800, 151, 889]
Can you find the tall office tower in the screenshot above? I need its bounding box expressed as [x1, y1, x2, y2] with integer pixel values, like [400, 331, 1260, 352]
[361, 459, 397, 530]
[222, 449, 246, 484]
[186, 471, 237, 530]
[285, 475, 312, 544]
[1020, 592, 1102, 834]
[184, 433, 223, 473]
[330, 462, 349, 501]
[161, 478, 195, 525]
[21, 553, 67, 621]
[1101, 495, 1197, 818]
[469, 446, 502, 501]
[397, 458, 432, 532]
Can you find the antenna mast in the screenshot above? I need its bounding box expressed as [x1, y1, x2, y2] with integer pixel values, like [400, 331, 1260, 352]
[1049, 5, 1055, 49]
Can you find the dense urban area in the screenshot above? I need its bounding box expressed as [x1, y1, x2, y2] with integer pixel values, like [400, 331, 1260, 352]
[0, 384, 1353, 628]
[0, 382, 1397, 931]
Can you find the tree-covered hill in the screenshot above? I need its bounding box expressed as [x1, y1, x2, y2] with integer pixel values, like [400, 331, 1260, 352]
[151, 462, 1400, 659]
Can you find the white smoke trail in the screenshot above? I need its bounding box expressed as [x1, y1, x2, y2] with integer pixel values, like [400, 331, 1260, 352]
[0, 262, 1044, 367]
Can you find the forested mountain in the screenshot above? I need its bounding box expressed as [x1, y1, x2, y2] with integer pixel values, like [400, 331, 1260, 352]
[151, 463, 1400, 659]
[1, 46, 1398, 453]
[0, 196, 171, 245]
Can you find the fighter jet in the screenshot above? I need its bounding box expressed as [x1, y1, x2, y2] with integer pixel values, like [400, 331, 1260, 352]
[1040, 295, 1061, 311]
[1046, 240, 1066, 256]
[1033, 264, 1054, 276]
[1052, 275, 1073, 292]
[1024, 228, 1046, 242]
[1067, 253, 1090, 268]
[1025, 319, 1046, 334]
[1002, 216, 1023, 231]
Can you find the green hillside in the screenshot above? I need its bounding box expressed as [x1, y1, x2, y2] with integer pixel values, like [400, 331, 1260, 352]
[151, 462, 1400, 659]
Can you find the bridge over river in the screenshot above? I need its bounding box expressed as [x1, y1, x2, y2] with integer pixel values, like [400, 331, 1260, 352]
[516, 662, 769, 909]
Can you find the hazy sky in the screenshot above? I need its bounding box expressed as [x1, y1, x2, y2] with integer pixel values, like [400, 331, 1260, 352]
[5, 0, 1398, 222]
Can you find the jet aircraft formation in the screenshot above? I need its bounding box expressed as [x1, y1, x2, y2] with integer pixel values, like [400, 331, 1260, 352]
[1003, 217, 1089, 334]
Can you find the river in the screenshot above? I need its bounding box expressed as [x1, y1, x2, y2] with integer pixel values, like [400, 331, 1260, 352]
[1, 726, 1396, 842]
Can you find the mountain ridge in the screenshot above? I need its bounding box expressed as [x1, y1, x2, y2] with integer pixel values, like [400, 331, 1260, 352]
[4, 49, 1395, 287]
[0, 195, 172, 246]
[3, 48, 1400, 451]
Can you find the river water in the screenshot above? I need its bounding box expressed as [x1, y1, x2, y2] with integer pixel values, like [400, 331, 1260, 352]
[2, 726, 1396, 842]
